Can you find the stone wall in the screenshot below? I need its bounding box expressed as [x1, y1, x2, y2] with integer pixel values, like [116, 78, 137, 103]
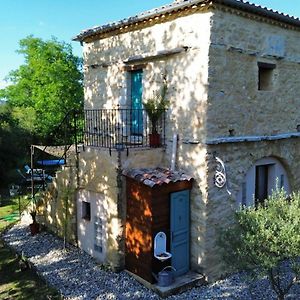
[77, 147, 165, 270]
[203, 138, 300, 279]
[78, 147, 120, 269]
[80, 2, 300, 282]
[207, 6, 300, 138]
[38, 162, 78, 245]
[83, 9, 212, 276]
[83, 11, 211, 133]
[203, 5, 300, 280]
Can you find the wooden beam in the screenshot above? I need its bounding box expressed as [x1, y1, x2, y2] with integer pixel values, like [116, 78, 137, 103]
[124, 46, 189, 64]
[206, 132, 300, 145]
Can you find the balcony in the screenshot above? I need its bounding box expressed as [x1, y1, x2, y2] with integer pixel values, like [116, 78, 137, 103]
[84, 108, 166, 149]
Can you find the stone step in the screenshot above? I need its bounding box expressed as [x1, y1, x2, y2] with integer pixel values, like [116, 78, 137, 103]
[126, 270, 206, 298]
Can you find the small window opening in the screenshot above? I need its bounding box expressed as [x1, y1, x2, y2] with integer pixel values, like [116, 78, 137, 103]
[82, 201, 91, 221]
[258, 62, 276, 91]
[229, 129, 235, 136]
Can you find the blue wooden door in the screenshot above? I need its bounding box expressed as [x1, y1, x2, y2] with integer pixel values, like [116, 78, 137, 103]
[131, 70, 143, 135]
[170, 190, 190, 277]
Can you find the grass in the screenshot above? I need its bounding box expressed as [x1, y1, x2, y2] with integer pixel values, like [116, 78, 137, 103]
[0, 196, 61, 300]
[0, 196, 30, 231]
[0, 239, 61, 300]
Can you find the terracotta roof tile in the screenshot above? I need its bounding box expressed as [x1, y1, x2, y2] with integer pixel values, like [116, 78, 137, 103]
[123, 167, 193, 187]
[73, 0, 300, 42]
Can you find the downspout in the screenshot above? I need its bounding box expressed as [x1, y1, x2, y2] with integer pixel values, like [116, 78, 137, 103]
[116, 149, 124, 270]
[74, 110, 79, 246]
[63, 191, 69, 249]
[171, 133, 178, 171]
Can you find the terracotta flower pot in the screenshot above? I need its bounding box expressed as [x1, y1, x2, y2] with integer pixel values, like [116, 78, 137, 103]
[29, 222, 40, 235]
[149, 133, 160, 147]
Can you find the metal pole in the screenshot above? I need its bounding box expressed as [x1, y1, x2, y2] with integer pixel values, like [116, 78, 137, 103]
[18, 195, 21, 219]
[31, 145, 34, 201]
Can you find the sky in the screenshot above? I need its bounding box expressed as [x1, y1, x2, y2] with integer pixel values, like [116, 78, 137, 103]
[0, 0, 300, 89]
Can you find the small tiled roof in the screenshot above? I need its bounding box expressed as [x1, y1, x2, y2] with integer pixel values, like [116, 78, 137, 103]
[73, 0, 300, 42]
[123, 167, 193, 188]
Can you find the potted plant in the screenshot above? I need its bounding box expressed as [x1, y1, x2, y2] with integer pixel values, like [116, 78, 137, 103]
[143, 83, 169, 147]
[29, 209, 39, 235]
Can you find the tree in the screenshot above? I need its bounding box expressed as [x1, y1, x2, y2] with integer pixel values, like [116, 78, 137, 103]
[0, 36, 83, 140]
[218, 189, 300, 300]
[0, 103, 32, 190]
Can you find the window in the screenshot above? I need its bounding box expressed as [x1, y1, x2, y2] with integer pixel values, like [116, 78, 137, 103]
[241, 182, 247, 207]
[94, 217, 103, 253]
[258, 62, 276, 91]
[255, 164, 273, 205]
[82, 201, 91, 221]
[237, 157, 290, 208]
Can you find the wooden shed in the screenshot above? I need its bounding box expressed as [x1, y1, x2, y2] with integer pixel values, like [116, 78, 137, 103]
[123, 167, 193, 283]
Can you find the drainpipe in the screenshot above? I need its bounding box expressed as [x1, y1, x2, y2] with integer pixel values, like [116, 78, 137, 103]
[171, 133, 178, 171]
[116, 149, 124, 270]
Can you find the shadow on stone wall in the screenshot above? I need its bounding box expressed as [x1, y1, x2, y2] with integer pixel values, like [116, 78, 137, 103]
[37, 156, 78, 245]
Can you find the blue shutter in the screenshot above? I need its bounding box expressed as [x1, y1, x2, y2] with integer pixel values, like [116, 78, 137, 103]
[131, 70, 143, 135]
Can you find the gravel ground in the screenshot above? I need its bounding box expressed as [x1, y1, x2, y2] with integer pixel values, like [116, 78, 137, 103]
[2, 218, 300, 300]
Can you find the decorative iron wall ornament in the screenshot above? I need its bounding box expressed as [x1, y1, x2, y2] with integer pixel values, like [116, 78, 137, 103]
[214, 156, 232, 195]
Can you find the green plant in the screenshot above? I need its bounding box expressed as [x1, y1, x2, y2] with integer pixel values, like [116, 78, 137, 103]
[1, 36, 83, 141]
[29, 209, 37, 224]
[218, 189, 300, 300]
[19, 251, 29, 271]
[143, 83, 169, 133]
[29, 207, 40, 235]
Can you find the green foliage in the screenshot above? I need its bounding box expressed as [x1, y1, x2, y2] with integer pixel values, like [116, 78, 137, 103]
[0, 36, 83, 190]
[1, 36, 83, 140]
[0, 103, 32, 188]
[143, 83, 169, 133]
[11, 106, 37, 133]
[218, 189, 300, 299]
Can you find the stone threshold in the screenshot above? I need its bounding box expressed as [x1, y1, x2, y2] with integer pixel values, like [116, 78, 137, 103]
[125, 270, 206, 298]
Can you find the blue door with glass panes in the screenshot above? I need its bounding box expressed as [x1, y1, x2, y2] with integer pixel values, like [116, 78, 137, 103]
[170, 190, 190, 277]
[131, 70, 143, 135]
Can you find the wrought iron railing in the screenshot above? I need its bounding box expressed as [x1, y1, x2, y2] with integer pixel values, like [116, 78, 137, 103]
[84, 108, 166, 149]
[30, 109, 84, 198]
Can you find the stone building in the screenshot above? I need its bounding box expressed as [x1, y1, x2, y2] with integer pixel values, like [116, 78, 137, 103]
[70, 0, 300, 282]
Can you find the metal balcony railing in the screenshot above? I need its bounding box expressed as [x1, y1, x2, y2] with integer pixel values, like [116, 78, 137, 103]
[84, 108, 166, 149]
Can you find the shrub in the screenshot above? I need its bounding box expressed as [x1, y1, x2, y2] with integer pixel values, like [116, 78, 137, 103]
[218, 189, 300, 300]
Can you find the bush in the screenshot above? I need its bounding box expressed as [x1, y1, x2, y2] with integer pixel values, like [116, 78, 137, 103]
[218, 189, 300, 300]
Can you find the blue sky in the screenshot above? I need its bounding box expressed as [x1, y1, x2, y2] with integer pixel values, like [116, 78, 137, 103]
[0, 0, 299, 88]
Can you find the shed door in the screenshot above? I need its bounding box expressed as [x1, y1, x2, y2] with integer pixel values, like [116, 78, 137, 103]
[130, 70, 143, 135]
[170, 190, 190, 277]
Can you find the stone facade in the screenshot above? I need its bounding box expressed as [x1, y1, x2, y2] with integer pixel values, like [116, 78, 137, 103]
[208, 6, 300, 138]
[38, 158, 78, 244]
[76, 147, 165, 270]
[204, 6, 300, 279]
[72, 0, 300, 281]
[81, 8, 211, 275]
